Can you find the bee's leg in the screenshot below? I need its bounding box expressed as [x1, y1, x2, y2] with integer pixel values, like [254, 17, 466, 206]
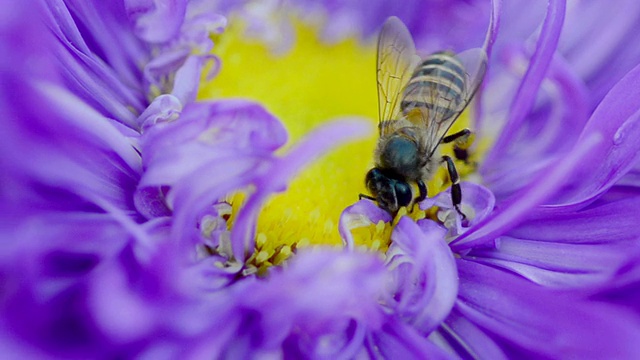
[442, 155, 465, 219]
[442, 129, 474, 163]
[442, 129, 471, 144]
[416, 179, 427, 202]
[359, 194, 376, 201]
[410, 179, 428, 212]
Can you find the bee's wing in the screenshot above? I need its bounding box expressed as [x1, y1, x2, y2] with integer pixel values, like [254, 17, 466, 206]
[376, 17, 420, 136]
[408, 48, 487, 157]
[455, 47, 488, 114]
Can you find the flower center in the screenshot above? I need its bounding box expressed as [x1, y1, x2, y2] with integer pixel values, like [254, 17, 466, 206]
[200, 19, 477, 271]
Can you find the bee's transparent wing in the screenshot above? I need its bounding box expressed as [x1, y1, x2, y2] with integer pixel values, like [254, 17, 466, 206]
[405, 48, 487, 156]
[455, 47, 488, 114]
[377, 17, 420, 136]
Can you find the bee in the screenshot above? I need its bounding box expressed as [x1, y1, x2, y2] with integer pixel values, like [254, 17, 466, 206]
[360, 16, 487, 216]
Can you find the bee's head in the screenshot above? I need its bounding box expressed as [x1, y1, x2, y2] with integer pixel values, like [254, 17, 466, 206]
[365, 168, 412, 215]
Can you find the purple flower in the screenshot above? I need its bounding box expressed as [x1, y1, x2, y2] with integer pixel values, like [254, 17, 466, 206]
[3, 0, 640, 358]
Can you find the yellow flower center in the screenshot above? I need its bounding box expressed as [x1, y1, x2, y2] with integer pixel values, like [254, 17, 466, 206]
[199, 18, 476, 271]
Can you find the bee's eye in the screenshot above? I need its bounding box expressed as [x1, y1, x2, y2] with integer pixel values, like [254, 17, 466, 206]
[394, 181, 412, 207]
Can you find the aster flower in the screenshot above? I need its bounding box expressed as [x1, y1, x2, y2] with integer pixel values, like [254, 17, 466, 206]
[3, 0, 640, 359]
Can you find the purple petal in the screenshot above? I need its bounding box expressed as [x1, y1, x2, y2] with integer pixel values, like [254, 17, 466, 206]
[232, 249, 387, 357]
[142, 47, 191, 94]
[4, 84, 142, 215]
[420, 182, 495, 234]
[436, 309, 508, 359]
[467, 193, 640, 287]
[481, 51, 590, 199]
[482, 0, 503, 59]
[171, 56, 205, 105]
[139, 100, 286, 188]
[560, 0, 640, 105]
[484, 0, 566, 165]
[139, 94, 183, 129]
[125, 0, 187, 43]
[44, 0, 146, 128]
[553, 62, 640, 206]
[451, 131, 600, 252]
[384, 218, 457, 335]
[368, 319, 454, 360]
[339, 200, 392, 250]
[137, 100, 288, 249]
[456, 259, 640, 358]
[60, 0, 148, 86]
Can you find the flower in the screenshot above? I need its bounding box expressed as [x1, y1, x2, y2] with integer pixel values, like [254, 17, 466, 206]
[3, 0, 640, 358]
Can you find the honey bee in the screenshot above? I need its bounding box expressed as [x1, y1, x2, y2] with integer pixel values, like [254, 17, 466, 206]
[360, 16, 487, 216]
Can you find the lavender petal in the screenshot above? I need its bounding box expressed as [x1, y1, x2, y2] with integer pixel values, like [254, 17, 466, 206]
[125, 0, 188, 43]
[484, 0, 566, 165]
[456, 259, 640, 358]
[468, 194, 640, 287]
[384, 218, 457, 335]
[339, 200, 392, 250]
[552, 63, 640, 206]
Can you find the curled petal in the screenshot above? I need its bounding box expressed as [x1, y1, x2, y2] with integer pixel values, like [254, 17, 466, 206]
[125, 0, 187, 43]
[384, 218, 458, 334]
[482, 51, 590, 198]
[139, 94, 183, 129]
[485, 0, 566, 165]
[339, 200, 392, 250]
[420, 182, 496, 236]
[171, 56, 206, 105]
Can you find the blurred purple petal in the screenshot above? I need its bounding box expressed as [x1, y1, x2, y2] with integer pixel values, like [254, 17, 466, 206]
[368, 319, 454, 360]
[229, 249, 387, 358]
[171, 56, 205, 105]
[139, 94, 183, 129]
[125, 0, 187, 43]
[559, 0, 640, 105]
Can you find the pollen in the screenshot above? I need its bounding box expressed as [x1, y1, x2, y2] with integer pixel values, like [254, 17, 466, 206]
[199, 17, 475, 271]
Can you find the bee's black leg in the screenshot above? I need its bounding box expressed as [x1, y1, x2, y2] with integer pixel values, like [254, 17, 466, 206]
[442, 129, 471, 144]
[359, 194, 376, 201]
[416, 179, 427, 202]
[443, 129, 474, 163]
[410, 179, 428, 213]
[442, 155, 465, 219]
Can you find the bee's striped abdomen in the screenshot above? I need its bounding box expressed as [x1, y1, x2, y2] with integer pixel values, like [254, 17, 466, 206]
[401, 51, 466, 120]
